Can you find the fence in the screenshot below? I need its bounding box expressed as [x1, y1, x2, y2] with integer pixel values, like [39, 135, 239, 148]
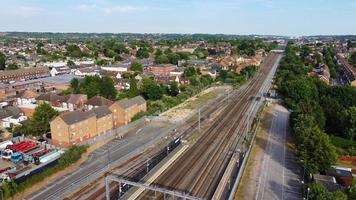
[107, 138, 182, 199]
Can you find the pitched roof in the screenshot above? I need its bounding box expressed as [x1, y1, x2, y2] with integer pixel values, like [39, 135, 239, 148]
[17, 90, 39, 99]
[0, 67, 49, 79]
[131, 96, 146, 105]
[67, 94, 87, 104]
[0, 106, 22, 119]
[88, 106, 112, 118]
[36, 93, 68, 102]
[114, 96, 145, 109]
[115, 98, 133, 109]
[85, 95, 113, 107]
[60, 110, 96, 125]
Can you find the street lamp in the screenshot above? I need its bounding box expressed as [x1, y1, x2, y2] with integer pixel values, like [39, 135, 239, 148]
[306, 187, 310, 200]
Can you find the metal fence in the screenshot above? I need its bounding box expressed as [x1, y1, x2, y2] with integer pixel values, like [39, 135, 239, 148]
[109, 138, 182, 199]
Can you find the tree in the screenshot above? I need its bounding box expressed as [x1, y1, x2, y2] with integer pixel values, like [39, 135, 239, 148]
[136, 47, 149, 59]
[131, 62, 143, 73]
[99, 76, 117, 100]
[219, 69, 228, 81]
[308, 182, 347, 200]
[342, 107, 356, 140]
[70, 78, 80, 93]
[7, 63, 19, 70]
[0, 52, 6, 70]
[168, 81, 179, 96]
[296, 122, 337, 173]
[128, 78, 139, 97]
[155, 55, 169, 64]
[66, 44, 82, 58]
[350, 52, 356, 66]
[184, 67, 197, 77]
[30, 103, 59, 136]
[141, 78, 163, 100]
[349, 179, 356, 200]
[67, 60, 76, 68]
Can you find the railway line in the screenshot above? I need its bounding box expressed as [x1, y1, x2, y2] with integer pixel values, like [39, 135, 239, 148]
[69, 53, 281, 200]
[66, 78, 236, 200]
[136, 53, 281, 200]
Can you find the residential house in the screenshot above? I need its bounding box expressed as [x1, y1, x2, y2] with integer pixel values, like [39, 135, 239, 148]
[150, 64, 177, 76]
[84, 95, 113, 111]
[109, 96, 146, 127]
[0, 67, 49, 83]
[50, 66, 71, 77]
[0, 106, 27, 128]
[88, 106, 113, 136]
[72, 67, 99, 77]
[36, 93, 87, 111]
[50, 110, 97, 147]
[337, 54, 356, 86]
[50, 106, 113, 147]
[16, 90, 38, 106]
[66, 94, 87, 111]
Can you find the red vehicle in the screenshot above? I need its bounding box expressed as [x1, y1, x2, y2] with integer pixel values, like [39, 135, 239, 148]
[8, 141, 39, 153]
[32, 149, 49, 158]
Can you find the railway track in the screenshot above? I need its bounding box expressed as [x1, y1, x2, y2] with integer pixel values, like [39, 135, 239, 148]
[67, 80, 236, 200]
[136, 53, 280, 200]
[69, 53, 280, 200]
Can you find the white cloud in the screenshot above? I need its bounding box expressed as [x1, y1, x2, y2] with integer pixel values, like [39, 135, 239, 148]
[74, 4, 98, 12]
[104, 5, 148, 14]
[0, 6, 42, 17]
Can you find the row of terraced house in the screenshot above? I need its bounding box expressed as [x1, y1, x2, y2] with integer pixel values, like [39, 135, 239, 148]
[50, 96, 146, 148]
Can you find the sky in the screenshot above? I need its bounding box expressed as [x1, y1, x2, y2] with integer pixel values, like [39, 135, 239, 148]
[0, 0, 355, 36]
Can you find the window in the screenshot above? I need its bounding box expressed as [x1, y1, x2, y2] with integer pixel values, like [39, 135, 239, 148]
[57, 125, 61, 129]
[71, 124, 75, 129]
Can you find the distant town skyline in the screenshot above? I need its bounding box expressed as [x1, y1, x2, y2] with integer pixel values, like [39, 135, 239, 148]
[0, 0, 356, 36]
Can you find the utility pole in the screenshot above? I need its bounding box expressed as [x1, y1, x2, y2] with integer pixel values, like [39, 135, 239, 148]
[198, 108, 201, 132]
[107, 145, 110, 169]
[146, 157, 149, 174]
[105, 177, 110, 200]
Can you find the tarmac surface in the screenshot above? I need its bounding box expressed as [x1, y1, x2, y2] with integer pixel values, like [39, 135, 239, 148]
[25, 120, 174, 200]
[255, 104, 302, 200]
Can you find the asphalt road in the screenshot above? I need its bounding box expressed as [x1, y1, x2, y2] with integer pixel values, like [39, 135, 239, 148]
[255, 104, 302, 200]
[25, 120, 174, 200]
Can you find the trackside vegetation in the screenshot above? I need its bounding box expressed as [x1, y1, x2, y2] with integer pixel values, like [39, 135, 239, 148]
[276, 42, 356, 199]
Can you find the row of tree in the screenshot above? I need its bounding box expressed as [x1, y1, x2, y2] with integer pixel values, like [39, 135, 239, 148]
[70, 76, 117, 100]
[277, 43, 356, 198]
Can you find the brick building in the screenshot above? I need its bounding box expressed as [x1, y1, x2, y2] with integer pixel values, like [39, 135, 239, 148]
[110, 96, 146, 127]
[0, 67, 49, 83]
[50, 106, 113, 147]
[150, 64, 177, 76]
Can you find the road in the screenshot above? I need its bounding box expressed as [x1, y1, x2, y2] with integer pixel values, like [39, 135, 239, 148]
[25, 120, 174, 200]
[255, 104, 302, 200]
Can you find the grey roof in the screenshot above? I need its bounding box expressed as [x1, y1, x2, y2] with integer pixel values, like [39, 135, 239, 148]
[85, 96, 113, 107]
[115, 98, 133, 109]
[67, 94, 87, 104]
[11, 74, 82, 86]
[115, 96, 145, 109]
[36, 93, 68, 102]
[0, 106, 22, 119]
[131, 96, 146, 105]
[88, 106, 112, 118]
[60, 110, 96, 125]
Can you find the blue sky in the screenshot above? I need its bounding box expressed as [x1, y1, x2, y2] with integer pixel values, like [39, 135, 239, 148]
[0, 0, 355, 36]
